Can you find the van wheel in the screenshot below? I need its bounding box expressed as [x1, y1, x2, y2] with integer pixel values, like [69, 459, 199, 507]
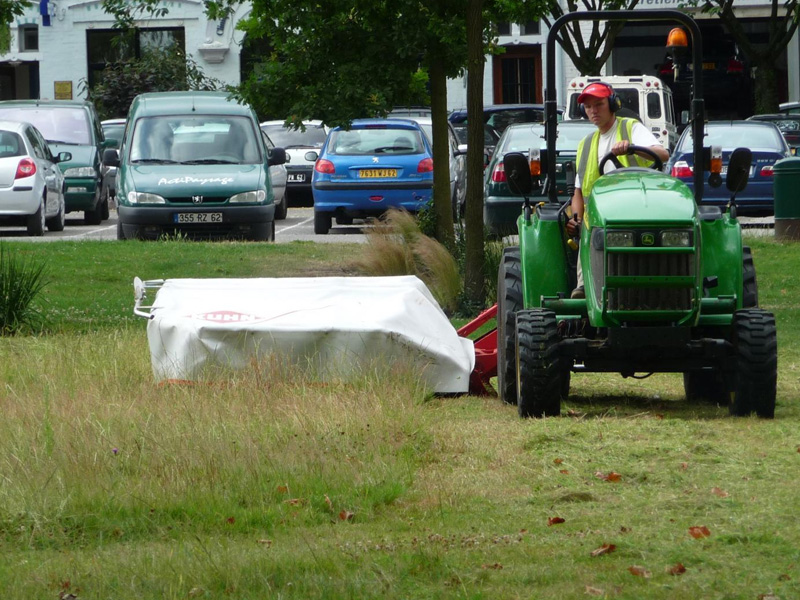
[314, 211, 331, 235]
[274, 194, 288, 220]
[249, 221, 273, 241]
[85, 198, 103, 225]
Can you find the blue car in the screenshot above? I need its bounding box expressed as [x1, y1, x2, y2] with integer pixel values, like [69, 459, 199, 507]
[666, 121, 791, 215]
[311, 119, 434, 234]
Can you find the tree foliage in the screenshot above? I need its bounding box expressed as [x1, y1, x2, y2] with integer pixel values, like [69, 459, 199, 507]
[541, 0, 641, 76]
[687, 0, 800, 113]
[82, 47, 221, 120]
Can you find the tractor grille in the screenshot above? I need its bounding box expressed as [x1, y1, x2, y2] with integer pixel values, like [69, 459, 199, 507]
[606, 252, 694, 311]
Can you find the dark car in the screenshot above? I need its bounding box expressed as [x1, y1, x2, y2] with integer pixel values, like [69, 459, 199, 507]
[0, 99, 112, 224]
[448, 104, 563, 135]
[747, 114, 800, 153]
[483, 120, 595, 236]
[665, 120, 790, 215]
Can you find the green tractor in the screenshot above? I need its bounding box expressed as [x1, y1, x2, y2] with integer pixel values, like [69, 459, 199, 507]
[496, 10, 778, 418]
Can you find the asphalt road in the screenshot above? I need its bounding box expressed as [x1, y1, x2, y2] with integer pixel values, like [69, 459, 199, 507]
[0, 208, 774, 243]
[0, 207, 370, 243]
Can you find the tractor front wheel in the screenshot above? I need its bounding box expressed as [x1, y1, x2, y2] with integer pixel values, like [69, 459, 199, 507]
[730, 308, 777, 418]
[515, 309, 566, 418]
[497, 246, 522, 405]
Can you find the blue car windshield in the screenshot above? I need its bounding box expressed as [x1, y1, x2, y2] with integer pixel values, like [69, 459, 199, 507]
[329, 128, 424, 155]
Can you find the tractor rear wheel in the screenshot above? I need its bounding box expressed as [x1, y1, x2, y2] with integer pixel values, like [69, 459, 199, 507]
[515, 309, 565, 418]
[497, 246, 522, 404]
[729, 308, 777, 418]
[742, 246, 758, 308]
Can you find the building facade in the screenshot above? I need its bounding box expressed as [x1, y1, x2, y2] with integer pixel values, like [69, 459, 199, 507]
[1, 1, 798, 116]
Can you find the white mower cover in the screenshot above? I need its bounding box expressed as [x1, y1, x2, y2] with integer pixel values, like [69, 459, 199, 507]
[137, 275, 475, 393]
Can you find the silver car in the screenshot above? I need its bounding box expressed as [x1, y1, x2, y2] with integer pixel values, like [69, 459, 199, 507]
[0, 119, 71, 235]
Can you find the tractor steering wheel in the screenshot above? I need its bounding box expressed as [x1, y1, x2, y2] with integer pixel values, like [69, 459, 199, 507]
[598, 145, 663, 173]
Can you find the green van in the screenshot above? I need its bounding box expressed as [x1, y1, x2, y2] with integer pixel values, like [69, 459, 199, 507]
[105, 91, 285, 240]
[0, 99, 112, 224]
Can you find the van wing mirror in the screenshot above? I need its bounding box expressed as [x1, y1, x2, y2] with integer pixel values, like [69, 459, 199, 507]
[726, 147, 752, 193]
[503, 152, 533, 196]
[268, 147, 286, 166]
[102, 148, 119, 168]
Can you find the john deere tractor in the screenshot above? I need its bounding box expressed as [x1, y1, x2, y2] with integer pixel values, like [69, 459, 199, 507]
[497, 10, 778, 418]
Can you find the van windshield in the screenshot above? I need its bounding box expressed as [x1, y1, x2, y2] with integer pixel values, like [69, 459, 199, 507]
[0, 107, 91, 145]
[130, 116, 262, 164]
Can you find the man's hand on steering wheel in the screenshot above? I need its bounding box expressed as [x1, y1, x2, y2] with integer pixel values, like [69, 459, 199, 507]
[598, 144, 663, 173]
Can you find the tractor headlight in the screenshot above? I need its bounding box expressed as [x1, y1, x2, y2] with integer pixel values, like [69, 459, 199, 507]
[606, 231, 635, 247]
[660, 230, 692, 247]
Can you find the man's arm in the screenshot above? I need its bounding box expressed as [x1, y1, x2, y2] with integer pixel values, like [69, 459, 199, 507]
[611, 140, 669, 163]
[566, 187, 584, 237]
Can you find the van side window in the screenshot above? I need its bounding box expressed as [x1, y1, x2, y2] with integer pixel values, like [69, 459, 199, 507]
[647, 92, 662, 120]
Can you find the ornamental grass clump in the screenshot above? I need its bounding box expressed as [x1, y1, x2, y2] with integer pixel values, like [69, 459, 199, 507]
[357, 208, 461, 314]
[0, 244, 48, 335]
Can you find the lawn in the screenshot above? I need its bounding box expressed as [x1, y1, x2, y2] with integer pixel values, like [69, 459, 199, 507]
[1, 235, 798, 599]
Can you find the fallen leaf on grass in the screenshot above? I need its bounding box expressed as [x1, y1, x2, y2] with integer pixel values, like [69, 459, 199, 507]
[285, 498, 307, 506]
[554, 458, 564, 465]
[226, 516, 235, 525]
[585, 585, 605, 596]
[667, 563, 687, 575]
[481, 563, 503, 570]
[590, 543, 616, 557]
[711, 487, 730, 498]
[277, 484, 289, 494]
[548, 517, 566, 526]
[628, 565, 651, 578]
[689, 526, 711, 539]
[325, 494, 334, 511]
[257, 539, 272, 546]
[595, 471, 622, 482]
[779, 574, 791, 581]
[560, 469, 570, 474]
[339, 510, 354, 521]
[680, 462, 689, 470]
[758, 595, 780, 600]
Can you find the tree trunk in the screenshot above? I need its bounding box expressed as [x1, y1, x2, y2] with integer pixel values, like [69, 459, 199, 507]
[429, 51, 455, 251]
[753, 60, 779, 114]
[464, 0, 485, 305]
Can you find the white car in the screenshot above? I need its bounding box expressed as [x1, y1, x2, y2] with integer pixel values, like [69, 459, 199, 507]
[260, 120, 328, 205]
[0, 119, 71, 235]
[389, 116, 467, 219]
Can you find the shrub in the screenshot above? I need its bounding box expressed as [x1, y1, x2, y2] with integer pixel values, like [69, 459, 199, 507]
[0, 244, 48, 335]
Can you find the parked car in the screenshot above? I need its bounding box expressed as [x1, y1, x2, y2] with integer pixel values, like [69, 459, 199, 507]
[389, 115, 467, 219]
[101, 118, 126, 202]
[387, 106, 432, 117]
[260, 120, 327, 205]
[261, 129, 288, 219]
[448, 104, 563, 134]
[778, 101, 800, 115]
[452, 121, 500, 166]
[0, 99, 112, 225]
[309, 118, 434, 234]
[105, 91, 285, 241]
[484, 120, 596, 236]
[0, 119, 71, 235]
[665, 120, 791, 215]
[747, 114, 800, 153]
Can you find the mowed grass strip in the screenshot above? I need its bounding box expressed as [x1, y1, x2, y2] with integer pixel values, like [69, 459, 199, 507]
[0, 235, 799, 599]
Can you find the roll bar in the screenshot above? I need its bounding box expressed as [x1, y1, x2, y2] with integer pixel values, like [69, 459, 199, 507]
[545, 10, 705, 203]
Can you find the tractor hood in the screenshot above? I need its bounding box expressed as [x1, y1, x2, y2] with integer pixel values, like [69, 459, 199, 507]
[587, 171, 697, 228]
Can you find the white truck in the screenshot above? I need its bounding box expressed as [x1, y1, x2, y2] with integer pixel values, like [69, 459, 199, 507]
[564, 75, 678, 151]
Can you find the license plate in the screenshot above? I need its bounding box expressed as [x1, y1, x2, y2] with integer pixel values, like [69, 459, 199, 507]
[720, 166, 754, 176]
[174, 212, 223, 224]
[360, 169, 397, 178]
[702, 62, 715, 70]
[288, 174, 306, 182]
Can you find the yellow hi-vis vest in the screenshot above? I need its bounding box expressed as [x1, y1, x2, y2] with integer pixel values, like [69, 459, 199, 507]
[576, 117, 652, 198]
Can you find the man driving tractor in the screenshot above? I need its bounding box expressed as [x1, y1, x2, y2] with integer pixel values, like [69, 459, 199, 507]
[566, 81, 670, 298]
